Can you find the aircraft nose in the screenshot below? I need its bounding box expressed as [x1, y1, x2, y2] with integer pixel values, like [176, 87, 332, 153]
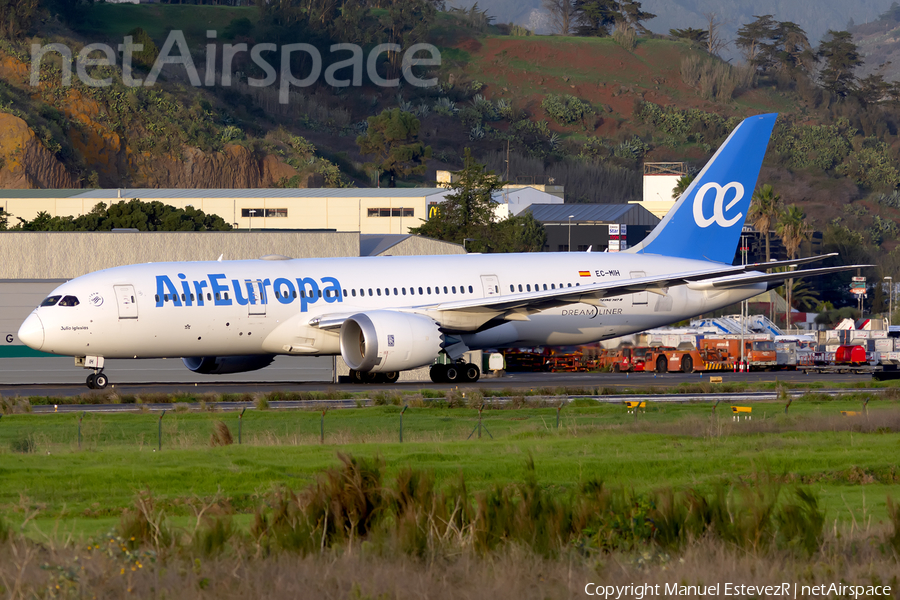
[18, 313, 44, 350]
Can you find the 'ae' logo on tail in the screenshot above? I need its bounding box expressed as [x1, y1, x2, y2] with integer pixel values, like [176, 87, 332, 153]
[692, 182, 745, 228]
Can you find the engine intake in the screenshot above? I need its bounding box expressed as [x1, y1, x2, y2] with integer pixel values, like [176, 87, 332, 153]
[182, 355, 275, 375]
[340, 311, 442, 372]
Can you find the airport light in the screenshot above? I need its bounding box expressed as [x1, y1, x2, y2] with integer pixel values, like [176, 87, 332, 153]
[567, 215, 575, 252]
[248, 209, 256, 232]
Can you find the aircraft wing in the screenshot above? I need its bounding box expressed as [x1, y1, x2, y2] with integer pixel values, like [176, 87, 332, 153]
[309, 256, 867, 331]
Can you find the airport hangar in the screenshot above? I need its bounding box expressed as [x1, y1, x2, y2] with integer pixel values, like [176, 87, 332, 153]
[0, 231, 466, 385]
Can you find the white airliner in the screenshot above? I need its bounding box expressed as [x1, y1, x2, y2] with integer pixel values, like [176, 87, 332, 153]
[18, 113, 865, 388]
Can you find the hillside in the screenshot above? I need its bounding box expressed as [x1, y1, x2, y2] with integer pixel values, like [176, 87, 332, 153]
[3, 1, 900, 291]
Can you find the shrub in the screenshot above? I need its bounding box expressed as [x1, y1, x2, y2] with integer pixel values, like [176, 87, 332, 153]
[10, 434, 35, 454]
[680, 55, 756, 102]
[612, 22, 636, 51]
[210, 421, 234, 447]
[541, 94, 594, 126]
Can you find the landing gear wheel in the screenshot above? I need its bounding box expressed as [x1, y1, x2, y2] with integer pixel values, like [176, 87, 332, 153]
[350, 369, 365, 384]
[429, 364, 447, 384]
[363, 371, 380, 384]
[383, 372, 400, 384]
[656, 356, 668, 374]
[86, 373, 96, 389]
[463, 363, 480, 382]
[93, 373, 109, 389]
[612, 363, 621, 373]
[444, 365, 461, 383]
[681, 356, 693, 373]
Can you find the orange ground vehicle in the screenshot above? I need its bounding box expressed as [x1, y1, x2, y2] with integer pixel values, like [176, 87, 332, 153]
[642, 348, 704, 373]
[600, 346, 660, 372]
[698, 338, 777, 370]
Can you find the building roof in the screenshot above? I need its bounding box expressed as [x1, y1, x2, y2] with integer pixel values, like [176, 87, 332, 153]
[526, 203, 660, 226]
[359, 234, 412, 256]
[0, 188, 449, 200]
[0, 189, 86, 198]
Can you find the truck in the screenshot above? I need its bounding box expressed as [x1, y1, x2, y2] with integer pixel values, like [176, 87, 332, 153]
[698, 337, 777, 370]
[641, 347, 705, 373]
[799, 345, 881, 374]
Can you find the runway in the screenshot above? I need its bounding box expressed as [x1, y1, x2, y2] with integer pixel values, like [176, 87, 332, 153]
[0, 370, 878, 401]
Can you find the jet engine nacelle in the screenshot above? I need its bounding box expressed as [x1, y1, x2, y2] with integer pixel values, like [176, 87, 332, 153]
[182, 355, 275, 375]
[340, 311, 442, 372]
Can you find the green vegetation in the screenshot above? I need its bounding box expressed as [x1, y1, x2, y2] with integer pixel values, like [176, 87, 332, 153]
[1, 395, 900, 539]
[10, 199, 233, 231]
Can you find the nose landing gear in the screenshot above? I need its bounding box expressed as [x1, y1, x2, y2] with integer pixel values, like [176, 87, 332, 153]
[77, 356, 109, 389]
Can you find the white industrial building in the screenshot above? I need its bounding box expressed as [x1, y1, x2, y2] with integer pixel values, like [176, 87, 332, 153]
[628, 162, 686, 219]
[0, 185, 563, 234]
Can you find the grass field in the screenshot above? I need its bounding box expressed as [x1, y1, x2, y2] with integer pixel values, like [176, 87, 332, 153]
[2, 395, 900, 540]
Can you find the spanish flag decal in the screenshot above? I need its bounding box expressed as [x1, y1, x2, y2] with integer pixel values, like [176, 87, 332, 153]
[578, 271, 591, 277]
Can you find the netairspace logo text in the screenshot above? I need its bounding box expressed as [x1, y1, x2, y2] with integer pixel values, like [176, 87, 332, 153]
[583, 581, 893, 599]
[30, 30, 441, 104]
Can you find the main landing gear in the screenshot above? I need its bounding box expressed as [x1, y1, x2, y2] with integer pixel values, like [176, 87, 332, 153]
[348, 370, 401, 384]
[86, 371, 109, 390]
[429, 362, 480, 383]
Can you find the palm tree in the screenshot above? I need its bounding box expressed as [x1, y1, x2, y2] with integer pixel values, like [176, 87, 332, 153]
[748, 184, 782, 263]
[776, 204, 812, 330]
[672, 174, 694, 199]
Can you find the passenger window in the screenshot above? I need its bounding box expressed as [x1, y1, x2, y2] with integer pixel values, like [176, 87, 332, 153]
[427, 287, 431, 294]
[40, 295, 62, 307]
[567, 283, 572, 287]
[510, 285, 515, 292]
[292, 291, 297, 298]
[207, 293, 212, 301]
[352, 289, 357, 297]
[318, 290, 322, 298]
[368, 288, 373, 296]
[418, 287, 423, 294]
[181, 293, 185, 302]
[452, 286, 457, 294]
[443, 286, 448, 294]
[164, 294, 169, 302]
[215, 293, 220, 300]
[402, 288, 407, 295]
[377, 289, 382, 296]
[526, 284, 531, 292]
[551, 284, 556, 289]
[393, 288, 398, 295]
[470, 286, 475, 293]
[543, 284, 548, 290]
[154, 294, 160, 303]
[518, 284, 523, 292]
[191, 293, 195, 301]
[385, 289, 390, 296]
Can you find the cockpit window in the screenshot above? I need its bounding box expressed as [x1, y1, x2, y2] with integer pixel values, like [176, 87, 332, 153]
[58, 295, 80, 307]
[40, 295, 61, 307]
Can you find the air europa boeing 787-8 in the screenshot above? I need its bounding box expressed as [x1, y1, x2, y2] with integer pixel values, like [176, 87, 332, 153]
[18, 113, 866, 388]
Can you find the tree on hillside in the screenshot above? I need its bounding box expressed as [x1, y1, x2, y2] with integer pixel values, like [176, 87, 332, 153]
[748, 183, 782, 263]
[736, 15, 777, 66]
[0, 0, 39, 39]
[772, 21, 814, 75]
[572, 0, 619, 36]
[0, 207, 9, 230]
[543, 0, 577, 35]
[356, 108, 431, 188]
[669, 27, 708, 45]
[703, 12, 729, 56]
[9, 201, 233, 231]
[619, 0, 655, 35]
[571, 0, 652, 37]
[817, 30, 862, 97]
[382, 0, 436, 79]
